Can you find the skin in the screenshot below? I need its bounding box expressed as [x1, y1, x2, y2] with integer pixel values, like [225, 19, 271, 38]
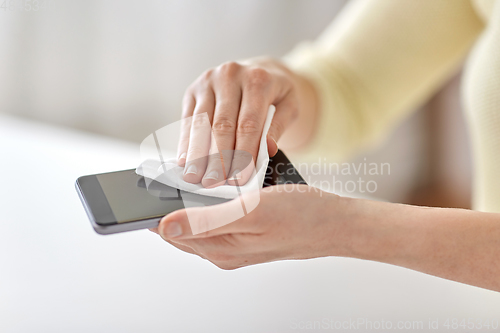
[177, 57, 318, 187]
[152, 57, 500, 292]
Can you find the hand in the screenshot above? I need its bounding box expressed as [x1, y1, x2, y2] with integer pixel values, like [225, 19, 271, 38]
[177, 57, 314, 188]
[150, 184, 353, 269]
[151, 185, 500, 292]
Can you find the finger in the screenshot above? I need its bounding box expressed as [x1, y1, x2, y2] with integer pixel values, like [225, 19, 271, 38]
[202, 148, 233, 188]
[152, 226, 205, 257]
[172, 234, 240, 262]
[183, 91, 216, 184]
[267, 136, 278, 158]
[266, 95, 299, 157]
[227, 68, 272, 186]
[158, 191, 260, 240]
[165, 239, 201, 257]
[202, 75, 242, 188]
[177, 94, 195, 167]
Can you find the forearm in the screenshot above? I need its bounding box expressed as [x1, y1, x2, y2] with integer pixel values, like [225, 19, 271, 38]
[341, 197, 500, 292]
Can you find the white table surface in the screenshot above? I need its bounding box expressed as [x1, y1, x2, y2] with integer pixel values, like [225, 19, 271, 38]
[1, 114, 499, 333]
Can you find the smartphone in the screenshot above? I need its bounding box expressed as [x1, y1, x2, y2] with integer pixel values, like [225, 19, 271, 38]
[75, 150, 306, 235]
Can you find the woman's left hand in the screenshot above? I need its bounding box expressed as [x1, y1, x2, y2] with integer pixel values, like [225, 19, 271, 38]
[154, 182, 500, 292]
[150, 184, 355, 269]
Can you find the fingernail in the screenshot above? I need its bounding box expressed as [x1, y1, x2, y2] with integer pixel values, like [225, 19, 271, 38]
[204, 170, 219, 180]
[230, 169, 241, 180]
[178, 152, 186, 160]
[164, 222, 182, 238]
[185, 164, 197, 175]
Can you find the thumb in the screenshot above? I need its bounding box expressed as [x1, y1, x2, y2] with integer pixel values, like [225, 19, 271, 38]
[267, 98, 298, 157]
[266, 136, 278, 158]
[158, 190, 261, 240]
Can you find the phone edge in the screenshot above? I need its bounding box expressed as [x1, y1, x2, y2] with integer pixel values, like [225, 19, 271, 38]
[75, 179, 161, 235]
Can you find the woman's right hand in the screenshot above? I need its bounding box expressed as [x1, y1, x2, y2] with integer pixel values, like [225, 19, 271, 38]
[177, 57, 318, 188]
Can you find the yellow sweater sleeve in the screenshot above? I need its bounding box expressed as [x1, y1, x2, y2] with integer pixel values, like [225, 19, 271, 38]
[284, 0, 484, 161]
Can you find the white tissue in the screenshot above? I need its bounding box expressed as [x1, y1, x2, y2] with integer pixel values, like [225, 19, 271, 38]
[136, 105, 275, 199]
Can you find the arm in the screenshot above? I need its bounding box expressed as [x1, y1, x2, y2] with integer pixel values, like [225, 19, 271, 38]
[282, 0, 484, 159]
[173, 0, 483, 187]
[152, 185, 500, 292]
[346, 197, 500, 291]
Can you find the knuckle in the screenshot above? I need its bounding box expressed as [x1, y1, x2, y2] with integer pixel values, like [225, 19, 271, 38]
[217, 61, 241, 79]
[237, 115, 261, 135]
[202, 68, 214, 81]
[213, 117, 237, 135]
[195, 69, 214, 86]
[192, 114, 209, 128]
[245, 67, 272, 89]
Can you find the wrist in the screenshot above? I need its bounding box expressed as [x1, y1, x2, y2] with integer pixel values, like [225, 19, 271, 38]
[334, 197, 426, 265]
[278, 64, 320, 151]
